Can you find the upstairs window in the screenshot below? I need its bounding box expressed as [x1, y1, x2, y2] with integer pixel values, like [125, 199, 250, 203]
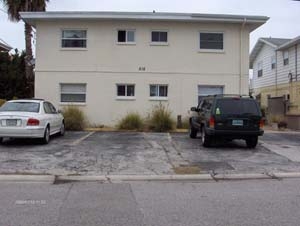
[257, 61, 263, 77]
[117, 84, 135, 97]
[271, 55, 276, 69]
[62, 30, 87, 48]
[151, 31, 168, 43]
[118, 30, 135, 43]
[199, 32, 223, 50]
[150, 85, 168, 97]
[283, 51, 289, 66]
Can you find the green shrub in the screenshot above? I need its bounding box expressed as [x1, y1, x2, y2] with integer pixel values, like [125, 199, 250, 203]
[147, 103, 175, 132]
[117, 112, 144, 130]
[62, 106, 86, 131]
[0, 99, 6, 107]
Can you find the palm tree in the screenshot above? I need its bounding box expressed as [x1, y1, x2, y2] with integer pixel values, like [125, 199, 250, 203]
[1, 0, 49, 97]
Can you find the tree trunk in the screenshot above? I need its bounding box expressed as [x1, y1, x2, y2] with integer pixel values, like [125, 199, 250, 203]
[24, 22, 34, 98]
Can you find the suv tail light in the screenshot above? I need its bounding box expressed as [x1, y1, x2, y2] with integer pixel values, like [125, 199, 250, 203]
[27, 118, 40, 126]
[259, 119, 264, 129]
[209, 116, 215, 128]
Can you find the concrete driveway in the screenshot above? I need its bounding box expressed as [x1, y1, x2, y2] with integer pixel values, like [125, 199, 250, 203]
[0, 131, 300, 175]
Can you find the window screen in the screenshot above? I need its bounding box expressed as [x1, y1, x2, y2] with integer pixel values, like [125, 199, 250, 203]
[200, 33, 223, 50]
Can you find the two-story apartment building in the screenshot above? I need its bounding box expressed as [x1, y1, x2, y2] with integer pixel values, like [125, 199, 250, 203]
[250, 36, 300, 115]
[21, 11, 268, 125]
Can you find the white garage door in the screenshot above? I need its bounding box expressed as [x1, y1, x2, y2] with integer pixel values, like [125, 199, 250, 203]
[198, 85, 223, 103]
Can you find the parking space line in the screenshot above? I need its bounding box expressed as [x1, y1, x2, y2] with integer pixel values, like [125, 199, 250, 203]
[69, 132, 95, 146]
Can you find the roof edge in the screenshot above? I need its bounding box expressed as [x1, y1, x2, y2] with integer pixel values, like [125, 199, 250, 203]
[277, 36, 300, 50]
[20, 11, 269, 27]
[0, 40, 13, 51]
[249, 38, 278, 69]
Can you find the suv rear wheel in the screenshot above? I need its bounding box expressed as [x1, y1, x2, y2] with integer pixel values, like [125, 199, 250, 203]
[201, 126, 211, 147]
[189, 125, 198, 138]
[246, 136, 258, 149]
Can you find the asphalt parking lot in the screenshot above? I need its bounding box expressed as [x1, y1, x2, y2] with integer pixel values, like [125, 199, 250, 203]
[0, 131, 300, 175]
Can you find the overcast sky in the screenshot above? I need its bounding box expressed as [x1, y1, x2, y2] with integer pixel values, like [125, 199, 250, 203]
[1, 0, 300, 52]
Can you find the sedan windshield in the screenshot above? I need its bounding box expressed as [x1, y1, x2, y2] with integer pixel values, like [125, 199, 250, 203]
[0, 102, 40, 113]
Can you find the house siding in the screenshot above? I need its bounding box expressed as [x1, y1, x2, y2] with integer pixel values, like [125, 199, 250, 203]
[35, 20, 251, 125]
[252, 44, 276, 89]
[277, 46, 295, 85]
[252, 40, 300, 114]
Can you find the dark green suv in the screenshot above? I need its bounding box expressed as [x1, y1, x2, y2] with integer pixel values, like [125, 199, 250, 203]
[189, 95, 264, 148]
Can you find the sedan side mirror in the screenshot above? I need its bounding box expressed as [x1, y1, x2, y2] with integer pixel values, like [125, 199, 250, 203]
[57, 109, 62, 114]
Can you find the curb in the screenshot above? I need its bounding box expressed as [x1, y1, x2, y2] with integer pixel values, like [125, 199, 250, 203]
[0, 175, 55, 182]
[0, 172, 300, 183]
[264, 130, 300, 134]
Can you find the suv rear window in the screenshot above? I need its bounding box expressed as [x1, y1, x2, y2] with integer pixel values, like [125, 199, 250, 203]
[215, 99, 259, 115]
[0, 102, 40, 113]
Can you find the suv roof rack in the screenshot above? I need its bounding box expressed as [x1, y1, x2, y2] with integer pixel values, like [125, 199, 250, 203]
[205, 94, 253, 99]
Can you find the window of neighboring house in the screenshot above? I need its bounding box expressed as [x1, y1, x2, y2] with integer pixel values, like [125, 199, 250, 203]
[199, 32, 223, 50]
[150, 85, 168, 97]
[151, 31, 168, 43]
[117, 84, 135, 97]
[61, 30, 87, 48]
[283, 51, 289, 66]
[117, 30, 135, 43]
[60, 84, 87, 103]
[257, 61, 263, 77]
[271, 55, 276, 69]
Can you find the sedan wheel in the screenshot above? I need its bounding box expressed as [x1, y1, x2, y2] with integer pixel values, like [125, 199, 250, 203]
[0, 138, 2, 144]
[60, 122, 65, 136]
[42, 127, 50, 144]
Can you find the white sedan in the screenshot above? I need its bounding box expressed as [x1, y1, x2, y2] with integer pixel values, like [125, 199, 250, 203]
[0, 99, 65, 144]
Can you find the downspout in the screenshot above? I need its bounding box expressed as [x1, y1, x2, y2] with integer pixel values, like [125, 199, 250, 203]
[275, 50, 278, 96]
[239, 18, 247, 95]
[296, 44, 298, 81]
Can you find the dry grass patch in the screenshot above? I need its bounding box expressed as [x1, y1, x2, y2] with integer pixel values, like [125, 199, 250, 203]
[173, 166, 201, 174]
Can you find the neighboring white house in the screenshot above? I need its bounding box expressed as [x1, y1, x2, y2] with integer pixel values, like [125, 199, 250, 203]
[21, 11, 268, 126]
[0, 38, 12, 52]
[250, 36, 300, 114]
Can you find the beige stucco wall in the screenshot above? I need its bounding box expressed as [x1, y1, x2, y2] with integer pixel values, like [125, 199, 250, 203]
[253, 81, 300, 114]
[35, 19, 251, 126]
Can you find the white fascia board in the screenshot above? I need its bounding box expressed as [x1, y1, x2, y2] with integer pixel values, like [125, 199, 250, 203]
[20, 11, 269, 27]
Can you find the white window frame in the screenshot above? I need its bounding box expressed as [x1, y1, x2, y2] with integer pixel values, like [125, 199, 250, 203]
[283, 51, 289, 66]
[271, 55, 276, 70]
[257, 61, 263, 77]
[60, 83, 87, 105]
[199, 31, 224, 53]
[61, 29, 87, 50]
[149, 84, 168, 101]
[116, 84, 136, 100]
[117, 29, 136, 45]
[150, 30, 169, 46]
